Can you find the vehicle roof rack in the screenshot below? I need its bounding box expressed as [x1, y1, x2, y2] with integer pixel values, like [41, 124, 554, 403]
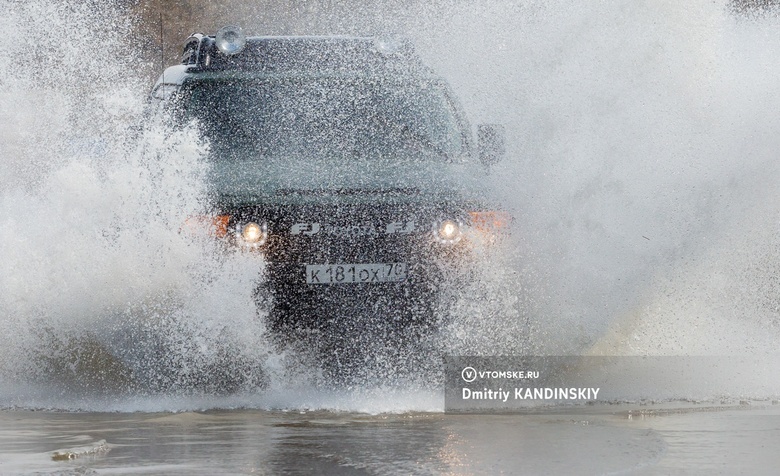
[179, 30, 425, 75]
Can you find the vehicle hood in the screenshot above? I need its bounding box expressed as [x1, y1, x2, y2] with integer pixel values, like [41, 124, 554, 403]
[207, 157, 491, 206]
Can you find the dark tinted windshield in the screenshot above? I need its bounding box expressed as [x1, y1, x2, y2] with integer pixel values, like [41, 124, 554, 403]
[183, 78, 467, 162]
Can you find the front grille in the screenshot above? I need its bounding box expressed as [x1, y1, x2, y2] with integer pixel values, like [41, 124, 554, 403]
[231, 201, 462, 262]
[228, 199, 472, 332]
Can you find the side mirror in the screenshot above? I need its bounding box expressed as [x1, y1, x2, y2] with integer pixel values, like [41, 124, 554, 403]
[477, 124, 506, 167]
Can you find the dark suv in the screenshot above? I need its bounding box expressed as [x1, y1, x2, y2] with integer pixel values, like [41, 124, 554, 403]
[151, 26, 508, 379]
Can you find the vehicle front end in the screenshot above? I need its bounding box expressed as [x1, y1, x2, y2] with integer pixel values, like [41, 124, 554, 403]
[153, 28, 510, 380]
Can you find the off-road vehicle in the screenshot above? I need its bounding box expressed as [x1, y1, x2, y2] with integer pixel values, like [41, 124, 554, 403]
[151, 26, 508, 379]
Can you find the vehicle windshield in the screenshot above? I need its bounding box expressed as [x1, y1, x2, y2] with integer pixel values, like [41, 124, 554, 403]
[183, 77, 467, 162]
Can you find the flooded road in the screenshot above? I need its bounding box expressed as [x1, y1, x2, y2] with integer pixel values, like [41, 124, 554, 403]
[1, 404, 778, 475]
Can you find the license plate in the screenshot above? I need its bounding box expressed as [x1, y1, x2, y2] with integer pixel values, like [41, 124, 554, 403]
[305, 263, 407, 284]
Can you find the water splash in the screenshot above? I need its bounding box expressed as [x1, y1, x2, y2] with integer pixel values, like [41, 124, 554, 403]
[419, 1, 780, 357]
[0, 1, 271, 405]
[3, 0, 780, 411]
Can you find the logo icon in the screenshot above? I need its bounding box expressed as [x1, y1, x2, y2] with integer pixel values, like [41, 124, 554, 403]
[461, 366, 477, 383]
[291, 223, 321, 236]
[385, 220, 416, 234]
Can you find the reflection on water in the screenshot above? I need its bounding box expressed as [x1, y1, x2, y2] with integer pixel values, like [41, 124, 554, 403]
[2, 405, 778, 475]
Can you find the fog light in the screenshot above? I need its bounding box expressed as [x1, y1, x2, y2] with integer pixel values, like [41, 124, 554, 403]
[434, 219, 462, 244]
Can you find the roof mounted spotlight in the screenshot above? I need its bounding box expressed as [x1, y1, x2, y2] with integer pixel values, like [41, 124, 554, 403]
[215, 25, 246, 55]
[373, 37, 405, 55]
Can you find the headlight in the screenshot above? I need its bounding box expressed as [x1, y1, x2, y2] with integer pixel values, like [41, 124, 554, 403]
[467, 210, 511, 244]
[468, 211, 510, 233]
[433, 219, 463, 244]
[182, 215, 230, 238]
[238, 221, 268, 247]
